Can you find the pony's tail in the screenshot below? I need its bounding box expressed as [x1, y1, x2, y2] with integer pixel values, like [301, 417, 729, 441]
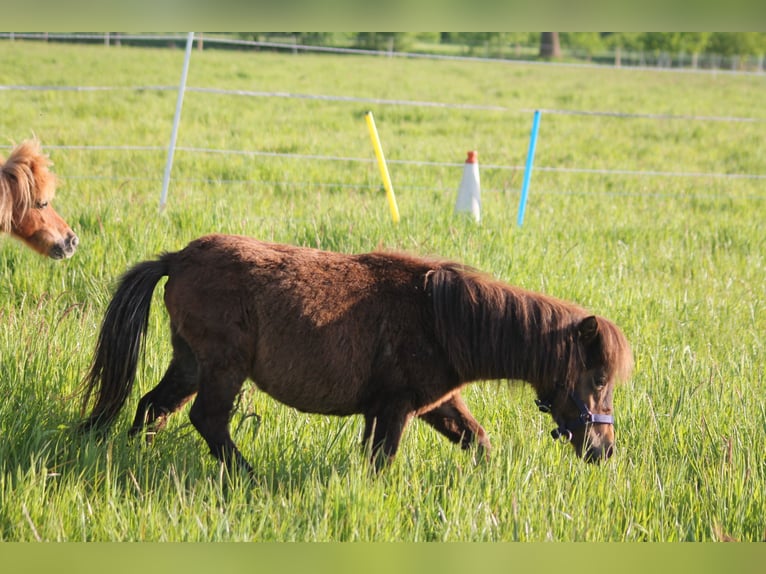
[80, 257, 171, 433]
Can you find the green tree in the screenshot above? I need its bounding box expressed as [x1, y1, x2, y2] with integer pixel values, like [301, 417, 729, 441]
[677, 32, 711, 55]
[234, 32, 347, 46]
[296, 33, 350, 46]
[354, 33, 416, 52]
[560, 32, 604, 58]
[602, 32, 644, 51]
[413, 32, 440, 45]
[449, 32, 496, 54]
[706, 32, 766, 56]
[448, 33, 535, 57]
[640, 32, 680, 53]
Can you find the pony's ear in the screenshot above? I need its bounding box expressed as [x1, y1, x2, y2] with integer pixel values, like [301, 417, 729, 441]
[577, 315, 600, 345]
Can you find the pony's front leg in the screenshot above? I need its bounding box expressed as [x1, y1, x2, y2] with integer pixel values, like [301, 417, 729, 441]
[362, 400, 414, 472]
[418, 393, 491, 462]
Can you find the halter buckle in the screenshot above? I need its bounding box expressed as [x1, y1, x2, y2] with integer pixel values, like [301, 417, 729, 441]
[550, 427, 572, 442]
[534, 399, 552, 414]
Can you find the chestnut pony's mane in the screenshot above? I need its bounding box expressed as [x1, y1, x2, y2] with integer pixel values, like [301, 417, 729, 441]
[0, 139, 53, 233]
[428, 263, 633, 394]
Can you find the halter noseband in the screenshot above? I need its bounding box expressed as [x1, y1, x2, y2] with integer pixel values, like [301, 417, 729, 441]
[535, 391, 614, 442]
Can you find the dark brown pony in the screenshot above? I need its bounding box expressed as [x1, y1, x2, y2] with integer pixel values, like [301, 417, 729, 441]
[81, 234, 632, 473]
[0, 139, 78, 259]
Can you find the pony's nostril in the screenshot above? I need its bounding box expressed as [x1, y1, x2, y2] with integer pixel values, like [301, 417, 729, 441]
[584, 443, 614, 464]
[66, 233, 79, 251]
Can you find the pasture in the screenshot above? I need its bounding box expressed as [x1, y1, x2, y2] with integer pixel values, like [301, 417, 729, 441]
[0, 40, 764, 541]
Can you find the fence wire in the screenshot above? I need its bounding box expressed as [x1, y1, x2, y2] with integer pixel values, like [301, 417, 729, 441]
[1, 34, 764, 203]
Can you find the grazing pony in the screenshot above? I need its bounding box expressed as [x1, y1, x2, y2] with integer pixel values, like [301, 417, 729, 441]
[0, 139, 78, 259]
[81, 234, 633, 474]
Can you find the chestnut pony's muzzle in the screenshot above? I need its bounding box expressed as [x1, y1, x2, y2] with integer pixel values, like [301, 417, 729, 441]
[48, 231, 79, 259]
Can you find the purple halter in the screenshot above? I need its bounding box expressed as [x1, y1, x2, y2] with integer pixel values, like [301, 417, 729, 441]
[535, 392, 614, 442]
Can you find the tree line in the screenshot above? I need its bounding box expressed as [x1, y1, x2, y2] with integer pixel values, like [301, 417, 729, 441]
[8, 32, 762, 70]
[240, 32, 766, 61]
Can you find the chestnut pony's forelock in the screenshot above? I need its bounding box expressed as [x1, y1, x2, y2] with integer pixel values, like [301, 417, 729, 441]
[0, 139, 55, 233]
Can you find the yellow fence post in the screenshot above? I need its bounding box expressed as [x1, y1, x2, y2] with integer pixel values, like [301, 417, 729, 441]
[365, 111, 400, 223]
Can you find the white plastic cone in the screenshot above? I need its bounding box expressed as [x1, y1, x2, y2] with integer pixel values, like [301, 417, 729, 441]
[454, 150, 481, 222]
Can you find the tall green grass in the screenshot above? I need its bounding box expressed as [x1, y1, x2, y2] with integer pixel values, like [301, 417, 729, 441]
[0, 41, 764, 541]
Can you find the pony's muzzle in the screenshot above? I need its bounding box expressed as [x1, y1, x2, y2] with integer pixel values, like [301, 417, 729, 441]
[584, 442, 614, 464]
[49, 231, 79, 259]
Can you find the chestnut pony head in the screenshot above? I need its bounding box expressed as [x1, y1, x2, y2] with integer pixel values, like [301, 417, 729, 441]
[0, 139, 78, 259]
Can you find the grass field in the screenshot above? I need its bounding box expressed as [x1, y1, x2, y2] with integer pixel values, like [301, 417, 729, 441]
[0, 40, 764, 541]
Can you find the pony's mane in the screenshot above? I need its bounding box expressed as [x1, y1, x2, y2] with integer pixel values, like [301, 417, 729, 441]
[428, 263, 633, 392]
[0, 140, 53, 233]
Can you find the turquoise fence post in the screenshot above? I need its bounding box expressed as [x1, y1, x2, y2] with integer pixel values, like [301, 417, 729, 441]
[517, 110, 541, 226]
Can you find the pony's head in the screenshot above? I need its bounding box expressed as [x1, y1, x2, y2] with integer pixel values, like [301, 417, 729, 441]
[536, 315, 633, 463]
[0, 140, 78, 259]
[428, 265, 633, 464]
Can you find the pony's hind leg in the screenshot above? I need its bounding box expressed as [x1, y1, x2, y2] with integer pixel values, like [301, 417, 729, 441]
[188, 363, 252, 475]
[418, 393, 491, 461]
[128, 331, 199, 443]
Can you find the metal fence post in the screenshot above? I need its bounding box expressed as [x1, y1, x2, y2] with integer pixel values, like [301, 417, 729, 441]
[159, 32, 195, 211]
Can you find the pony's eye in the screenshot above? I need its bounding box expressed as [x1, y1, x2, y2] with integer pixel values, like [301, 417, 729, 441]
[35, 201, 49, 209]
[593, 374, 608, 389]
